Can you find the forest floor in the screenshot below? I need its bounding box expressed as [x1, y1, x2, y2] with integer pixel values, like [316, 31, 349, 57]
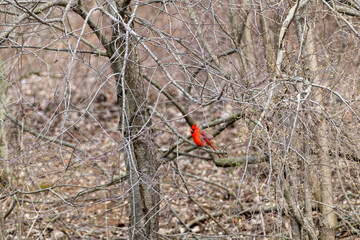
[3, 72, 360, 240]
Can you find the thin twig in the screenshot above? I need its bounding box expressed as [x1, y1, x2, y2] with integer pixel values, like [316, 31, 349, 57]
[143, 73, 195, 127]
[167, 204, 200, 240]
[5, 112, 78, 150]
[174, 161, 230, 235]
[183, 172, 235, 198]
[0, 45, 107, 56]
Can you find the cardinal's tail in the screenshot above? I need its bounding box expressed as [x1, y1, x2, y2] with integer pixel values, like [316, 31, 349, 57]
[209, 144, 221, 158]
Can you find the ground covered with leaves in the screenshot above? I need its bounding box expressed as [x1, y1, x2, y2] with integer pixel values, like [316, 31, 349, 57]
[1, 71, 359, 240]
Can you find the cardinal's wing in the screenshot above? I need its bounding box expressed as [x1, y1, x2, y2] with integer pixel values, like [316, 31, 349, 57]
[200, 130, 213, 144]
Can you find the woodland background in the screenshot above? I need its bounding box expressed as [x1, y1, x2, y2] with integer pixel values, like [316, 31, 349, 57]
[0, 0, 360, 239]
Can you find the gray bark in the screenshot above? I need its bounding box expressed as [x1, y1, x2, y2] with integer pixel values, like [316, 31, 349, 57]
[0, 53, 8, 240]
[110, 1, 160, 239]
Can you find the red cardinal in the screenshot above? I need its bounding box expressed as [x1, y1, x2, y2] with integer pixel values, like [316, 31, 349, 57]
[190, 124, 221, 158]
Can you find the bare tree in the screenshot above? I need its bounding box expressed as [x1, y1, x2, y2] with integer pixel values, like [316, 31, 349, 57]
[0, 0, 359, 239]
[107, 1, 160, 238]
[0, 52, 8, 240]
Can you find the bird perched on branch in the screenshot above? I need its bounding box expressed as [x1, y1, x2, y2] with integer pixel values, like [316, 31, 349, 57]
[190, 124, 221, 158]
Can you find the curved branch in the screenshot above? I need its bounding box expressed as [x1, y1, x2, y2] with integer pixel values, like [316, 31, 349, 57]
[143, 73, 195, 127]
[276, 0, 310, 73]
[321, 0, 360, 39]
[0, 0, 68, 45]
[5, 112, 78, 150]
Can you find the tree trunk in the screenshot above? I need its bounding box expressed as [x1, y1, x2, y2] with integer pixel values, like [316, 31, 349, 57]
[110, 1, 159, 239]
[316, 124, 337, 240]
[304, 23, 337, 240]
[0, 53, 9, 240]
